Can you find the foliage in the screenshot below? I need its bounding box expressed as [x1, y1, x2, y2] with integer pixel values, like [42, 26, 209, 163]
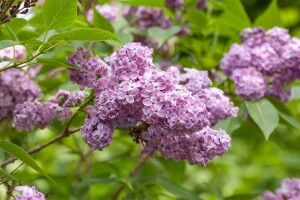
[0, 0, 300, 199]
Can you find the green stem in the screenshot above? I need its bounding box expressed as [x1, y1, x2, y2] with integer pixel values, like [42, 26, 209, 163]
[0, 41, 65, 72]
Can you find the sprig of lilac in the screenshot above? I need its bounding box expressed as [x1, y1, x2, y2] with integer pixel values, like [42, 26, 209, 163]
[68, 42, 238, 166]
[221, 27, 300, 102]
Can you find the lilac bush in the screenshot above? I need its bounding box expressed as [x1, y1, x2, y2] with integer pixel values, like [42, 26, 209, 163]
[1, 0, 300, 199]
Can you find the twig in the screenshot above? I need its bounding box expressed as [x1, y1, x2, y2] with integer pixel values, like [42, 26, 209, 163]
[1, 128, 81, 168]
[110, 154, 150, 200]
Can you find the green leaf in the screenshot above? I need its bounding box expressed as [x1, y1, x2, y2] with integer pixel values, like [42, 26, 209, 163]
[0, 146, 4, 163]
[93, 8, 114, 33]
[5, 24, 19, 41]
[43, 0, 77, 30]
[214, 117, 242, 134]
[36, 58, 91, 73]
[148, 26, 181, 47]
[77, 174, 117, 189]
[0, 40, 18, 50]
[157, 177, 202, 200]
[17, 30, 40, 41]
[268, 98, 300, 130]
[0, 168, 19, 181]
[158, 159, 185, 182]
[278, 111, 300, 130]
[47, 28, 121, 43]
[254, 0, 283, 29]
[220, 0, 252, 30]
[0, 141, 55, 184]
[75, 174, 117, 197]
[186, 10, 208, 32]
[245, 99, 279, 140]
[115, 0, 164, 7]
[224, 194, 258, 200]
[7, 18, 27, 33]
[36, 30, 58, 43]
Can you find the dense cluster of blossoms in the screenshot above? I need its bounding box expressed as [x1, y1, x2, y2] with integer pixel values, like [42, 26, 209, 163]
[259, 178, 300, 200]
[14, 185, 45, 200]
[0, 46, 42, 121]
[68, 42, 238, 166]
[13, 90, 86, 131]
[0, 69, 41, 122]
[221, 27, 300, 102]
[0, 0, 38, 24]
[86, 2, 119, 23]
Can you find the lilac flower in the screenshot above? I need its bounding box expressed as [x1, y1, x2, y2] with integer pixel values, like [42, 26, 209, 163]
[87, 2, 119, 22]
[123, 6, 172, 29]
[260, 178, 300, 200]
[220, 44, 252, 75]
[179, 68, 212, 94]
[143, 126, 231, 166]
[221, 26, 300, 102]
[0, 69, 42, 121]
[69, 42, 237, 165]
[199, 88, 238, 126]
[13, 100, 60, 131]
[231, 68, 267, 101]
[240, 27, 265, 47]
[50, 90, 87, 107]
[0, 0, 38, 24]
[166, 0, 184, 9]
[196, 0, 208, 10]
[50, 90, 87, 120]
[14, 185, 45, 200]
[105, 42, 154, 78]
[81, 106, 114, 150]
[67, 48, 110, 90]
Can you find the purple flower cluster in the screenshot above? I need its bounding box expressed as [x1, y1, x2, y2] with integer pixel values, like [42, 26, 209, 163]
[87, 2, 119, 23]
[50, 90, 87, 120]
[221, 27, 300, 102]
[167, 67, 238, 126]
[68, 42, 237, 165]
[13, 90, 86, 131]
[142, 126, 231, 166]
[81, 106, 114, 150]
[260, 178, 300, 200]
[14, 185, 45, 200]
[67, 47, 110, 90]
[0, 69, 42, 121]
[123, 6, 172, 29]
[13, 100, 60, 131]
